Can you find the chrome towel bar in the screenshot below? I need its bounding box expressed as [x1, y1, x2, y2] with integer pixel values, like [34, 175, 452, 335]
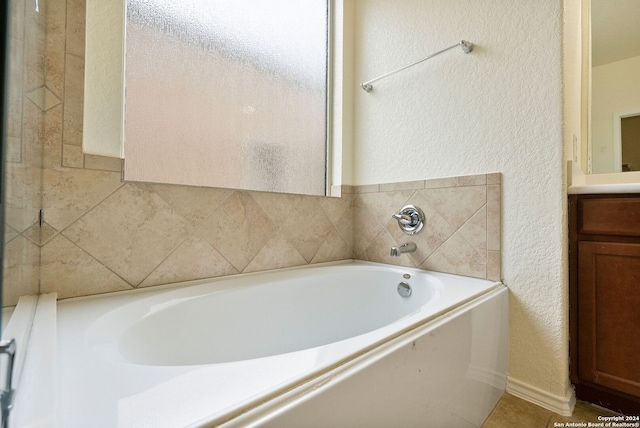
[360, 40, 474, 92]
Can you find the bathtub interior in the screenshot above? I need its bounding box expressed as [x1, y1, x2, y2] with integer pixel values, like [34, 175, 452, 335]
[90, 266, 439, 366]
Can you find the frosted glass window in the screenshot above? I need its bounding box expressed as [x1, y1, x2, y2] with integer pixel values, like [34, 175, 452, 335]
[123, 0, 328, 195]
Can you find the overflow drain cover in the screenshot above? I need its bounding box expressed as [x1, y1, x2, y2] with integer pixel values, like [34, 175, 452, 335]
[397, 282, 412, 298]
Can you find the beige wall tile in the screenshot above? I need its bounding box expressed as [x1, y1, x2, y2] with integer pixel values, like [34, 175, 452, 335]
[62, 144, 84, 168]
[23, 5, 45, 91]
[62, 183, 193, 285]
[243, 233, 306, 273]
[22, 98, 45, 167]
[45, 0, 67, 97]
[84, 155, 122, 172]
[487, 172, 501, 185]
[198, 191, 276, 272]
[4, 224, 20, 244]
[487, 250, 501, 281]
[420, 232, 487, 278]
[317, 193, 353, 226]
[65, 0, 85, 57]
[2, 236, 40, 306]
[4, 165, 41, 232]
[6, 137, 22, 163]
[487, 184, 501, 251]
[7, 37, 24, 138]
[352, 194, 386, 257]
[457, 206, 488, 257]
[352, 184, 379, 193]
[419, 186, 486, 229]
[334, 202, 354, 253]
[43, 104, 63, 168]
[339, 185, 353, 194]
[40, 235, 132, 299]
[425, 173, 487, 189]
[249, 191, 303, 226]
[311, 227, 354, 263]
[42, 168, 122, 230]
[151, 184, 233, 228]
[139, 235, 238, 288]
[62, 54, 84, 146]
[379, 180, 425, 192]
[279, 197, 334, 262]
[9, 0, 25, 40]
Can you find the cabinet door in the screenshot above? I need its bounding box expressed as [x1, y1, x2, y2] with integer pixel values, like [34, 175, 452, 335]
[578, 241, 640, 397]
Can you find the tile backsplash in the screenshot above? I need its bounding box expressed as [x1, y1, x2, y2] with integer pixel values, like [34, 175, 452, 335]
[35, 172, 499, 301]
[353, 174, 501, 281]
[2, 0, 501, 304]
[39, 182, 355, 299]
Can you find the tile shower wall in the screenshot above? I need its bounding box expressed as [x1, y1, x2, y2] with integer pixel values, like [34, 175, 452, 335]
[3, 0, 501, 304]
[3, 0, 46, 306]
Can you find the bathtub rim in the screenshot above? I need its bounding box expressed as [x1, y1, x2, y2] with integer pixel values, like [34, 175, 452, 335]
[56, 260, 504, 427]
[56, 259, 500, 306]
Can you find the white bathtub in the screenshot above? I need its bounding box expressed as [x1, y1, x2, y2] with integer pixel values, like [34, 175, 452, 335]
[56, 261, 508, 427]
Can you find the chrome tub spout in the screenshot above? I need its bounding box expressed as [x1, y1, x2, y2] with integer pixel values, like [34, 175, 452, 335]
[390, 242, 417, 257]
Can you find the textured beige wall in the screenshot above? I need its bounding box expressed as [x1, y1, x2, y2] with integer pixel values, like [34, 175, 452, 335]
[351, 0, 570, 412]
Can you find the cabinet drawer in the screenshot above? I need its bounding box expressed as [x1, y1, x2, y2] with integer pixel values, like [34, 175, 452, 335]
[580, 198, 640, 236]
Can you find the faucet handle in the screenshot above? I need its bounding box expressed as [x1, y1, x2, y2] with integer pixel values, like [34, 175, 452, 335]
[391, 213, 413, 225]
[392, 205, 425, 235]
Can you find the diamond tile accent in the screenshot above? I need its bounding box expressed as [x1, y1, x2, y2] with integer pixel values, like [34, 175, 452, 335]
[26, 85, 61, 111]
[23, 221, 57, 246]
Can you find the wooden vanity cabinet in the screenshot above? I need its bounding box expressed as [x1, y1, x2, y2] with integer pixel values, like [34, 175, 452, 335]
[569, 194, 640, 414]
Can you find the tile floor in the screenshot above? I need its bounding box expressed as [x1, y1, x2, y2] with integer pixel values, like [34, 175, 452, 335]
[482, 393, 620, 428]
